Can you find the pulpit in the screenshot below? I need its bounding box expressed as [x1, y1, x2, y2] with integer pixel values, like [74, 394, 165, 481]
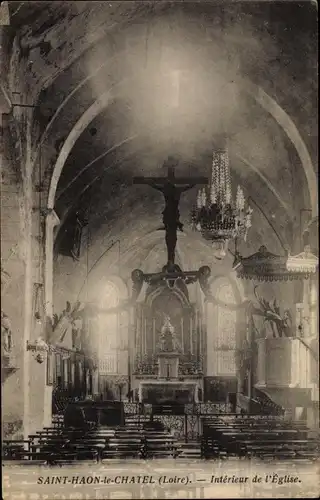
[255, 337, 315, 411]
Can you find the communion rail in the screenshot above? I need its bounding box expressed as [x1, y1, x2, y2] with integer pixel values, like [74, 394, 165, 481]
[124, 402, 233, 442]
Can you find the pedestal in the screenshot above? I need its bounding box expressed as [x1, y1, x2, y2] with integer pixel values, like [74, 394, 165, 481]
[255, 337, 314, 411]
[256, 338, 310, 388]
[27, 352, 52, 435]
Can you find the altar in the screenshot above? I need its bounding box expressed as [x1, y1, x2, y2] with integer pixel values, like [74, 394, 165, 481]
[139, 380, 199, 404]
[135, 315, 202, 404]
[130, 162, 207, 405]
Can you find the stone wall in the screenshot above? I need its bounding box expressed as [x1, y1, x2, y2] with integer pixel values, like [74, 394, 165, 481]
[1, 116, 25, 435]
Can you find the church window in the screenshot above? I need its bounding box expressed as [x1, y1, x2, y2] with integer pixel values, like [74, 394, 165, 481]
[208, 278, 238, 376]
[97, 281, 120, 375]
[63, 359, 68, 389]
[71, 362, 75, 387]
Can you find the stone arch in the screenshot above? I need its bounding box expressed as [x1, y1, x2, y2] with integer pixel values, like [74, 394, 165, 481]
[144, 284, 191, 357]
[245, 80, 317, 215]
[81, 273, 128, 304]
[210, 272, 246, 307]
[211, 276, 238, 304]
[46, 75, 316, 215]
[146, 283, 190, 309]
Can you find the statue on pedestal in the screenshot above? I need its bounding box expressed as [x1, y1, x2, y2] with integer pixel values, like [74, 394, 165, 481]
[252, 286, 293, 338]
[158, 314, 181, 353]
[1, 310, 12, 354]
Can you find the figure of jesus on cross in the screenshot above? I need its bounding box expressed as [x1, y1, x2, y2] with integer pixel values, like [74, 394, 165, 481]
[133, 156, 208, 267]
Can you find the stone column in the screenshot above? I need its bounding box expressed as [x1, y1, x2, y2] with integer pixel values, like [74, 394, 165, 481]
[302, 279, 311, 337]
[20, 109, 35, 441]
[309, 277, 318, 338]
[92, 367, 99, 396]
[25, 176, 57, 437]
[1, 93, 27, 438]
[27, 348, 53, 432]
[45, 209, 60, 320]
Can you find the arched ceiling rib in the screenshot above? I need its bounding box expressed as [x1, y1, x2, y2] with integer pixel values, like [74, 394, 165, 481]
[7, 1, 317, 258]
[46, 72, 316, 218]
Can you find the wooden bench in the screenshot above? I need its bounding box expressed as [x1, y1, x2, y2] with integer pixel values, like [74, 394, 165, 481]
[201, 415, 318, 460]
[2, 440, 31, 460]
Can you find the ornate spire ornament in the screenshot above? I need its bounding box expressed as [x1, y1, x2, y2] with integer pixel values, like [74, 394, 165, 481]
[191, 145, 252, 258]
[286, 245, 319, 274]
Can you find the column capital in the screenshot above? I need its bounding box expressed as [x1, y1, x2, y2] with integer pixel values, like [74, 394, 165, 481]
[45, 208, 60, 227]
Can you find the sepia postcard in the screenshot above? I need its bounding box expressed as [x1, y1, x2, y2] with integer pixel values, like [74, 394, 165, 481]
[1, 0, 319, 498]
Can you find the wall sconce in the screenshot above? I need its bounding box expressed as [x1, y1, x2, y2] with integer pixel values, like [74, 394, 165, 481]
[33, 283, 44, 337]
[26, 337, 49, 364]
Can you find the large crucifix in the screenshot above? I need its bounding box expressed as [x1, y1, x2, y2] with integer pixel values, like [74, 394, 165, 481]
[133, 156, 208, 267]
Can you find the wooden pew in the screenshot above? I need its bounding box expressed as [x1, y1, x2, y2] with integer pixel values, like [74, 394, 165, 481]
[201, 415, 318, 461]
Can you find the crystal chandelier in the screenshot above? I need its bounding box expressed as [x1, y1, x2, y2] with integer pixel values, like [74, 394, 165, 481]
[191, 146, 253, 257]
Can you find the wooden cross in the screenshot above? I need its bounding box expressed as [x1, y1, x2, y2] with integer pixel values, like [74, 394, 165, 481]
[133, 158, 208, 186]
[133, 158, 208, 266]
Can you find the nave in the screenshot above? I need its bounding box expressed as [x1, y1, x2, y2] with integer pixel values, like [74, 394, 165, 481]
[3, 402, 319, 464]
[1, 1, 319, 482]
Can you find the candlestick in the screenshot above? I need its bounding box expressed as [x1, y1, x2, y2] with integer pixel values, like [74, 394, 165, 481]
[190, 317, 193, 355]
[181, 317, 184, 353]
[144, 318, 147, 354]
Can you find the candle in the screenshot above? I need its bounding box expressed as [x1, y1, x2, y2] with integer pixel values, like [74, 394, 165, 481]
[181, 317, 184, 353]
[201, 188, 207, 207]
[197, 190, 202, 208]
[210, 185, 217, 204]
[144, 318, 147, 354]
[190, 317, 193, 354]
[226, 185, 231, 205]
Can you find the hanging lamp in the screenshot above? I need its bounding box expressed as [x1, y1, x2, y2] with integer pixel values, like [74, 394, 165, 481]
[191, 140, 253, 258]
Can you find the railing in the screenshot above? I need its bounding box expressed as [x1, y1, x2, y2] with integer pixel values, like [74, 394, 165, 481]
[52, 389, 80, 415]
[297, 337, 318, 361]
[123, 402, 233, 416]
[124, 402, 233, 442]
[252, 390, 285, 416]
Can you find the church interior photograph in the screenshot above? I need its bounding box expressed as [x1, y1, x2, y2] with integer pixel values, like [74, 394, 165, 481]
[1, 0, 319, 470]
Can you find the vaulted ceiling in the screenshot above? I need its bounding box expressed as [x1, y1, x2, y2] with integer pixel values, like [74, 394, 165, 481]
[4, 1, 318, 265]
